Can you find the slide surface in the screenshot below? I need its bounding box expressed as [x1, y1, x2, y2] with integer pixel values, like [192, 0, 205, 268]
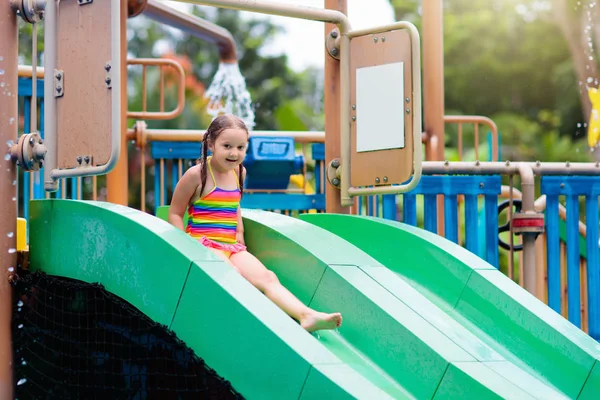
[28, 200, 600, 399]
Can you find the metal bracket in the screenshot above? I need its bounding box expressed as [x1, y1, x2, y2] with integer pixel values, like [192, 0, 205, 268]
[326, 158, 342, 188]
[11, 0, 46, 23]
[104, 62, 112, 89]
[8, 132, 47, 171]
[54, 69, 64, 97]
[77, 0, 93, 5]
[326, 29, 341, 60]
[76, 155, 93, 167]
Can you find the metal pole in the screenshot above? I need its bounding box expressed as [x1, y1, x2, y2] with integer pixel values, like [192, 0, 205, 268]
[422, 0, 446, 236]
[0, 1, 17, 396]
[127, 127, 326, 143]
[325, 0, 349, 213]
[144, 0, 238, 63]
[43, 0, 58, 191]
[106, 0, 129, 205]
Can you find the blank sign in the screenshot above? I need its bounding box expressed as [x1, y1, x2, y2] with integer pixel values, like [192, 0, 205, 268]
[356, 62, 405, 153]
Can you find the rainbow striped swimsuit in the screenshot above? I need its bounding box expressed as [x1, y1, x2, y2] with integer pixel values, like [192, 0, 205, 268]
[186, 161, 246, 255]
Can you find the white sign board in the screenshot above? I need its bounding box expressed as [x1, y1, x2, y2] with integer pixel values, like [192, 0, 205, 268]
[356, 62, 405, 153]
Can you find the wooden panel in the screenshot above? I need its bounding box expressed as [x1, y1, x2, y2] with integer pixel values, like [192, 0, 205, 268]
[350, 29, 413, 187]
[56, 0, 113, 169]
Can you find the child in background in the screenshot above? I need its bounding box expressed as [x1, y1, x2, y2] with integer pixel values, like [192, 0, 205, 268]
[169, 114, 342, 333]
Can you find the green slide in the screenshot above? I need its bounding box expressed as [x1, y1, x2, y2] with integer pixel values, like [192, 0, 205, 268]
[299, 213, 600, 399]
[28, 200, 600, 399]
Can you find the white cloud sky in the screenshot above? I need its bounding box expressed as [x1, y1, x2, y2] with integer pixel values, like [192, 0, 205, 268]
[161, 0, 395, 71]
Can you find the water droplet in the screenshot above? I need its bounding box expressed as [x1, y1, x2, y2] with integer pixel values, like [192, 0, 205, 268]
[590, 56, 594, 61]
[0, 56, 3, 61]
[9, 117, 14, 125]
[12, 180, 16, 186]
[7, 232, 13, 238]
[6, 140, 14, 147]
[17, 300, 23, 307]
[21, 360, 26, 365]
[0, 69, 4, 76]
[7, 92, 10, 96]
[4, 154, 10, 161]
[577, 122, 582, 127]
[8, 248, 16, 254]
[17, 324, 22, 329]
[8, 267, 14, 272]
[0, 82, 4, 87]
[12, 197, 16, 201]
[17, 378, 26, 386]
[17, 308, 21, 312]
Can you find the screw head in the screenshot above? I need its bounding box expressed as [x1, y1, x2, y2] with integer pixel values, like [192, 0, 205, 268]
[331, 159, 340, 168]
[383, 176, 388, 183]
[84, 156, 91, 164]
[406, 108, 410, 114]
[105, 78, 112, 85]
[332, 178, 340, 186]
[77, 156, 82, 164]
[330, 30, 338, 38]
[375, 177, 380, 184]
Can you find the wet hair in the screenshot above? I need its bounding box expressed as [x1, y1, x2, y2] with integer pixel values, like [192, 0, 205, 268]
[198, 114, 248, 197]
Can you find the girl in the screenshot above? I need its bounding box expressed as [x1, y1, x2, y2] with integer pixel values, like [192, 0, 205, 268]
[169, 114, 342, 333]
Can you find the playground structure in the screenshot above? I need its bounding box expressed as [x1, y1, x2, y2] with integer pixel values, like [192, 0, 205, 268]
[1, 0, 600, 398]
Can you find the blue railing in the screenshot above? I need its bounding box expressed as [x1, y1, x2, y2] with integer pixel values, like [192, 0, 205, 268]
[541, 176, 600, 338]
[359, 176, 502, 267]
[150, 141, 326, 214]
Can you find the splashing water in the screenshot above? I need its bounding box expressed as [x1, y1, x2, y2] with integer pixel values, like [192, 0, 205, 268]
[3, 154, 10, 161]
[204, 63, 255, 130]
[7, 232, 13, 238]
[17, 378, 26, 386]
[8, 248, 16, 254]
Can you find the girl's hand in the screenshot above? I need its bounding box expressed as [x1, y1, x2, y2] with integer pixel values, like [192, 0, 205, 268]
[236, 231, 245, 245]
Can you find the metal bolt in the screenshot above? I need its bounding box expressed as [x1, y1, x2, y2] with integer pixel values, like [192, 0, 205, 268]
[332, 178, 340, 186]
[38, 161, 43, 169]
[381, 37, 386, 42]
[560, 183, 565, 189]
[352, 104, 356, 110]
[406, 108, 410, 114]
[475, 160, 480, 166]
[375, 177, 380, 184]
[565, 161, 570, 167]
[444, 160, 449, 166]
[505, 160, 511, 166]
[383, 176, 388, 183]
[373, 37, 378, 43]
[39, 139, 44, 145]
[405, 97, 410, 103]
[84, 156, 90, 164]
[29, 136, 34, 146]
[596, 162, 600, 167]
[479, 182, 485, 189]
[331, 48, 339, 56]
[105, 63, 111, 71]
[77, 156, 82, 164]
[29, 158, 34, 166]
[330, 30, 338, 38]
[536, 160, 541, 167]
[55, 73, 61, 80]
[56, 86, 62, 92]
[352, 116, 356, 121]
[105, 78, 111, 85]
[331, 159, 340, 168]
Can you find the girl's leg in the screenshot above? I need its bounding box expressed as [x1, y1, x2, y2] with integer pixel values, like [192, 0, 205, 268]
[229, 251, 342, 332]
[206, 247, 241, 273]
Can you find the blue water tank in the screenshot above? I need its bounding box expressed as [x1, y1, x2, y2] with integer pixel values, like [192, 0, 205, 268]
[244, 136, 304, 189]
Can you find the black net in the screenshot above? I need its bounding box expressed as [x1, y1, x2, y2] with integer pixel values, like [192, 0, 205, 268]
[12, 270, 244, 400]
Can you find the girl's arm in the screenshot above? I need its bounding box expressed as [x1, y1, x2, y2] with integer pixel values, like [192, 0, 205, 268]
[169, 165, 200, 231]
[236, 167, 246, 245]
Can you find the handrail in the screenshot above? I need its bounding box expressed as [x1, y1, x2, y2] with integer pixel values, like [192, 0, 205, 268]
[444, 115, 499, 161]
[127, 58, 186, 120]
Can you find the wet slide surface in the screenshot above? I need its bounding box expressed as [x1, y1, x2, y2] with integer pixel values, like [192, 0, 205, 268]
[28, 200, 600, 399]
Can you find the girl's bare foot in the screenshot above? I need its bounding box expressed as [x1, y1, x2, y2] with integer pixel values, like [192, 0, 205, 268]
[300, 311, 343, 333]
